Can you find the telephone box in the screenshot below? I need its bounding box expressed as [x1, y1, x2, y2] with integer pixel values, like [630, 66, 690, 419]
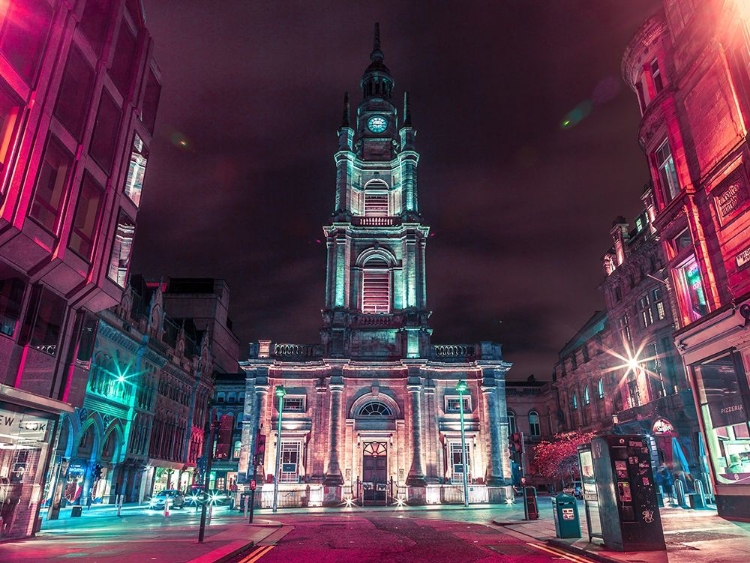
[589, 435, 665, 551]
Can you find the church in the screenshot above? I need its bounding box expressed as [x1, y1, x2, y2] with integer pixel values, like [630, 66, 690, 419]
[238, 26, 513, 506]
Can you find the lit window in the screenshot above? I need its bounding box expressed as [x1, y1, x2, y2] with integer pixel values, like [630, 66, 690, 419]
[29, 136, 73, 234]
[676, 256, 707, 321]
[361, 258, 390, 313]
[652, 287, 666, 321]
[282, 397, 305, 412]
[279, 440, 301, 483]
[627, 378, 642, 408]
[446, 397, 470, 413]
[107, 210, 135, 287]
[359, 401, 392, 416]
[450, 442, 470, 483]
[54, 46, 96, 142]
[124, 134, 148, 206]
[583, 386, 590, 405]
[0, 262, 26, 337]
[597, 378, 604, 399]
[572, 393, 578, 410]
[89, 91, 122, 175]
[0, 0, 54, 85]
[69, 174, 104, 261]
[232, 440, 241, 460]
[0, 85, 21, 182]
[651, 59, 663, 93]
[639, 294, 653, 327]
[619, 314, 631, 344]
[655, 140, 680, 202]
[19, 285, 66, 356]
[507, 411, 516, 435]
[528, 411, 540, 436]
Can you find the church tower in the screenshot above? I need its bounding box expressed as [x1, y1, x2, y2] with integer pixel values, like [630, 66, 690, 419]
[321, 24, 431, 359]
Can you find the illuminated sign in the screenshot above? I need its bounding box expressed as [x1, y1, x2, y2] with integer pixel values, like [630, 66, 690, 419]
[0, 409, 50, 441]
[652, 418, 675, 435]
[737, 246, 750, 270]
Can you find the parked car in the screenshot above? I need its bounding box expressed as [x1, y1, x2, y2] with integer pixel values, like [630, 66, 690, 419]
[185, 489, 232, 507]
[562, 481, 583, 499]
[148, 490, 185, 510]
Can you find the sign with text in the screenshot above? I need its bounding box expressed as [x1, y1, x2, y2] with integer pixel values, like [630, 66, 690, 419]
[0, 408, 50, 442]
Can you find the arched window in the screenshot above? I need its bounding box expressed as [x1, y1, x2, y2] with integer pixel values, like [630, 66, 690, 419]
[507, 410, 516, 435]
[364, 179, 389, 216]
[528, 411, 540, 436]
[572, 393, 579, 410]
[233, 440, 242, 459]
[597, 378, 604, 399]
[362, 257, 390, 313]
[584, 385, 590, 405]
[358, 401, 392, 416]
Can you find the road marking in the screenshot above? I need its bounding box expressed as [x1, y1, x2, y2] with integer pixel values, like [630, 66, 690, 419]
[527, 542, 593, 563]
[237, 545, 274, 563]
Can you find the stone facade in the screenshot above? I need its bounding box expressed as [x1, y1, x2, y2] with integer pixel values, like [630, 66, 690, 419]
[623, 0, 750, 520]
[239, 27, 512, 507]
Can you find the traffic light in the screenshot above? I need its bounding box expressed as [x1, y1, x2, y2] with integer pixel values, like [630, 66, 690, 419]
[94, 464, 103, 480]
[510, 432, 524, 454]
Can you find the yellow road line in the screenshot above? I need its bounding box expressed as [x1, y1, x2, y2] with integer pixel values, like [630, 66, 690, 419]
[237, 545, 275, 563]
[527, 542, 593, 563]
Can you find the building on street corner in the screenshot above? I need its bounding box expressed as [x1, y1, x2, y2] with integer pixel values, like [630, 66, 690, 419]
[623, 0, 750, 520]
[0, 0, 160, 538]
[239, 26, 513, 508]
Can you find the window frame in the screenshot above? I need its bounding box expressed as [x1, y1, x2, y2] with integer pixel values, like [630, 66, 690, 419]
[528, 410, 541, 437]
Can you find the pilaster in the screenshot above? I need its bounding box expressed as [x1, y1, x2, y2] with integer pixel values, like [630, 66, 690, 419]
[405, 379, 426, 486]
[324, 376, 344, 485]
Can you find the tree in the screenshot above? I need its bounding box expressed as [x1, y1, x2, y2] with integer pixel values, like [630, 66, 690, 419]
[531, 430, 596, 485]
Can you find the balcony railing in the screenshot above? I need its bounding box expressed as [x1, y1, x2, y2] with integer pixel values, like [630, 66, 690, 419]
[431, 344, 479, 361]
[273, 343, 323, 359]
[351, 216, 400, 227]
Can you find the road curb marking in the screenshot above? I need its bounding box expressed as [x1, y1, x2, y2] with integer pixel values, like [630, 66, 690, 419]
[528, 542, 593, 563]
[238, 544, 274, 563]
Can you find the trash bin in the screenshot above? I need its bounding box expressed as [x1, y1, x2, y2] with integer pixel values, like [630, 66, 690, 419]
[552, 493, 581, 539]
[71, 506, 83, 518]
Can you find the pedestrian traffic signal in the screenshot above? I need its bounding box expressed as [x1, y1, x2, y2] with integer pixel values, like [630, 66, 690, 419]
[510, 432, 524, 454]
[94, 464, 103, 479]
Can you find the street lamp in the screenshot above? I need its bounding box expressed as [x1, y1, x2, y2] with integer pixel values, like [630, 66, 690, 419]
[272, 385, 286, 513]
[456, 380, 469, 508]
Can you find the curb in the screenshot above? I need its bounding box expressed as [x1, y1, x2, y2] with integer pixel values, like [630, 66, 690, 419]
[186, 540, 255, 563]
[547, 539, 622, 563]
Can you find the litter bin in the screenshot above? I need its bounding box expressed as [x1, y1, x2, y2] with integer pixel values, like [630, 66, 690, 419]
[552, 493, 581, 539]
[71, 506, 83, 518]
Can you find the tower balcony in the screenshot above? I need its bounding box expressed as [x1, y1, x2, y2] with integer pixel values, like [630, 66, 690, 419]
[430, 344, 480, 362]
[351, 216, 401, 227]
[270, 343, 324, 360]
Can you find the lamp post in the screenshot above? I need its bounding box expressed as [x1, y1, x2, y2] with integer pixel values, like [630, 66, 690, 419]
[456, 380, 469, 507]
[272, 385, 286, 513]
[199, 408, 218, 543]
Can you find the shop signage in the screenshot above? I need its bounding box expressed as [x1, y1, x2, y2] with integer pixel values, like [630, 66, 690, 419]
[652, 418, 675, 435]
[715, 179, 747, 221]
[0, 408, 50, 441]
[736, 246, 750, 270]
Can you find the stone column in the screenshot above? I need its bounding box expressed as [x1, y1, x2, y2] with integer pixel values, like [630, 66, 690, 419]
[482, 383, 505, 485]
[324, 380, 344, 485]
[406, 381, 426, 486]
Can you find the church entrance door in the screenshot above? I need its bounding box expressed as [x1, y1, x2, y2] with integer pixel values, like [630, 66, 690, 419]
[362, 442, 387, 505]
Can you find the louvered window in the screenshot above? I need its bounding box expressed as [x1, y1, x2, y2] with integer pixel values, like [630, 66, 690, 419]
[364, 180, 389, 216]
[362, 259, 390, 313]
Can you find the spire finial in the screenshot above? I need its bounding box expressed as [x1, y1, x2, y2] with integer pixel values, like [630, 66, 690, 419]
[371, 22, 383, 62]
[403, 91, 412, 127]
[341, 92, 350, 127]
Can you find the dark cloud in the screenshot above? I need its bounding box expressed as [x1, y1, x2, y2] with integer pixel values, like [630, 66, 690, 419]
[134, 0, 661, 378]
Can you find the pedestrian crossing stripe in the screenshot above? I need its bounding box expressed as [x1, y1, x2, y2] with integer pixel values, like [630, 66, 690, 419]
[238, 544, 275, 563]
[527, 542, 594, 563]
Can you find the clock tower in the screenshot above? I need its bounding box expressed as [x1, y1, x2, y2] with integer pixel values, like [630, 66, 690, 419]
[322, 24, 431, 359]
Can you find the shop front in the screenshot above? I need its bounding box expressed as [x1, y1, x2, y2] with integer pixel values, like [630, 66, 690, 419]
[0, 391, 68, 539]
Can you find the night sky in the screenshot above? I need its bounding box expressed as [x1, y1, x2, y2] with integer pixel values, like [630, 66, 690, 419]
[133, 1, 661, 380]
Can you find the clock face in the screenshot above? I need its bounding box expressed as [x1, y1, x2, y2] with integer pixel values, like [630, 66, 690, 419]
[367, 116, 388, 133]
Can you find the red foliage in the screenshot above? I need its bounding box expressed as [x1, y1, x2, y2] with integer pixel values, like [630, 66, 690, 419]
[531, 430, 596, 483]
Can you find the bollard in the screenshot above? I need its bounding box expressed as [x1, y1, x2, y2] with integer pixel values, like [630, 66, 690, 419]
[164, 497, 170, 517]
[117, 494, 122, 518]
[207, 502, 213, 522]
[693, 480, 707, 509]
[675, 480, 687, 508]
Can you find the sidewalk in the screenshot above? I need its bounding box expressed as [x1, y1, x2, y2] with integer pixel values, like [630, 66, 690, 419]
[493, 498, 750, 563]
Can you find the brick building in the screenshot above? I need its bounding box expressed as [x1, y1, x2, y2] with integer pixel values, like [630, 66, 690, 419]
[623, 0, 750, 519]
[0, 0, 160, 537]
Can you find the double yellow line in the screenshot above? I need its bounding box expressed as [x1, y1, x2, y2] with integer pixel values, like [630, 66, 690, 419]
[236, 544, 275, 563]
[527, 542, 594, 563]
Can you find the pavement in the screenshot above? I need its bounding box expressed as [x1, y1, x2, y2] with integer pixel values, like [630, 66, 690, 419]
[493, 497, 750, 563]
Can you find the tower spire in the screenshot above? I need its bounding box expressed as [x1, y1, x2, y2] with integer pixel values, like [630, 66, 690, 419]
[341, 92, 350, 127]
[403, 91, 412, 127]
[371, 22, 383, 62]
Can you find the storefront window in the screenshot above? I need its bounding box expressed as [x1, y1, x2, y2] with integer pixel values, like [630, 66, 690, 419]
[693, 352, 750, 486]
[0, 403, 56, 538]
